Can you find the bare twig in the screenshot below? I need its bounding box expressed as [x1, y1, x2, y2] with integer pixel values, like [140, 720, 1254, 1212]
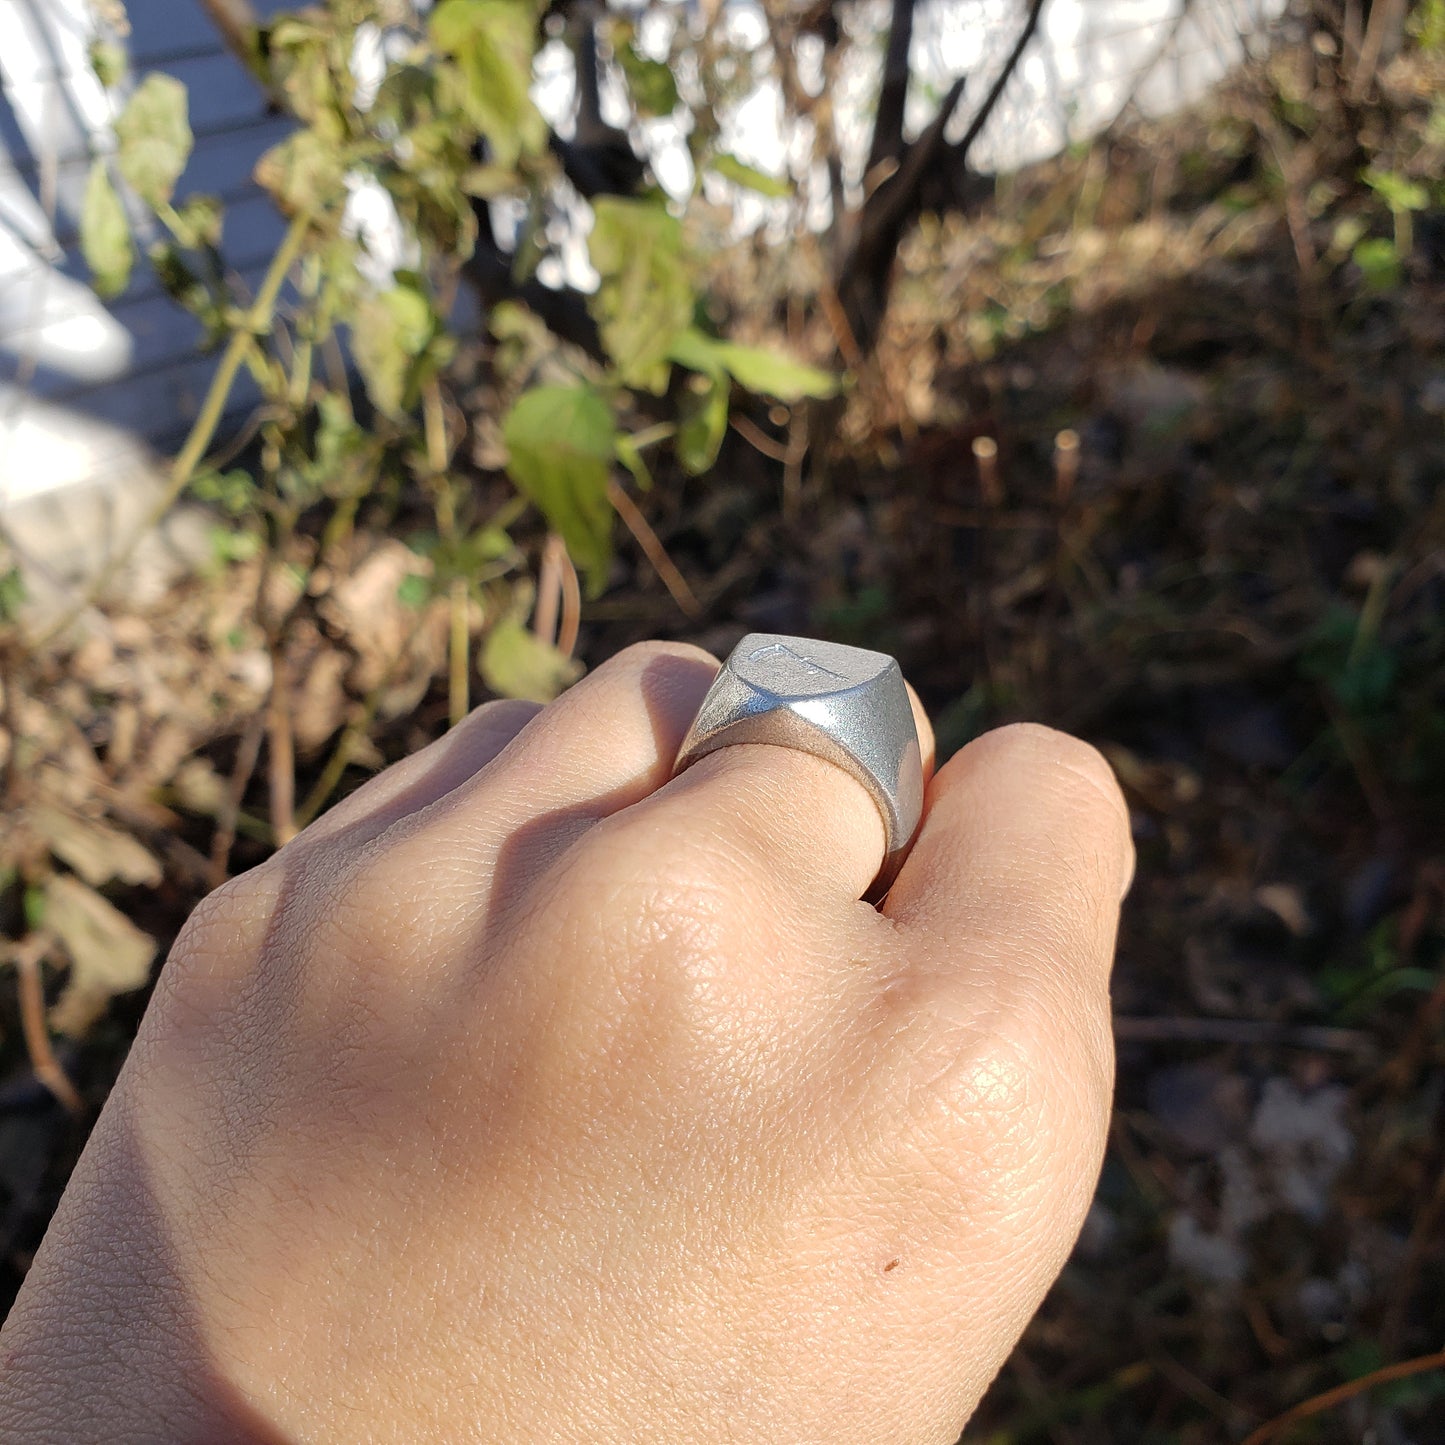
[973, 435, 1001, 506]
[1053, 429, 1080, 505]
[729, 414, 792, 463]
[948, 0, 1048, 164]
[1113, 1015, 1375, 1054]
[1348, 0, 1408, 100]
[606, 479, 701, 618]
[867, 0, 918, 175]
[210, 710, 267, 887]
[533, 534, 581, 658]
[420, 382, 470, 729]
[9, 933, 83, 1114]
[1, 638, 24, 810]
[267, 645, 296, 846]
[533, 534, 563, 647]
[1241, 1349, 1445, 1445]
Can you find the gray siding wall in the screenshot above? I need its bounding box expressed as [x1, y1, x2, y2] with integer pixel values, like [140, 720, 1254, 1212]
[0, 0, 291, 479]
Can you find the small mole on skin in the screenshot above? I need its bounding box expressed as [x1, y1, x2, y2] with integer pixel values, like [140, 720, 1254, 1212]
[883, 1258, 901, 1273]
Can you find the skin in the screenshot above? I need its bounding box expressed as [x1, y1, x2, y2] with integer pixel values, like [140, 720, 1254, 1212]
[0, 641, 1133, 1444]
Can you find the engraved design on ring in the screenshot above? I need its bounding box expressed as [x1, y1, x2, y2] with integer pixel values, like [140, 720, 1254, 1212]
[672, 633, 924, 902]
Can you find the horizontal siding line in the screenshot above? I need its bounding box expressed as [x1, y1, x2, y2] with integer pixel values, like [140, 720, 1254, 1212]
[4, 41, 231, 87]
[0, 113, 291, 201]
[46, 177, 273, 248]
[2, 106, 285, 181]
[0, 228, 284, 365]
[25, 252, 287, 400]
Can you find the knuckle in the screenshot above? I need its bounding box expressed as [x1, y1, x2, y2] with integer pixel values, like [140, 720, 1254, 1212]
[609, 638, 719, 676]
[905, 989, 1112, 1215]
[979, 723, 1129, 829]
[170, 869, 279, 968]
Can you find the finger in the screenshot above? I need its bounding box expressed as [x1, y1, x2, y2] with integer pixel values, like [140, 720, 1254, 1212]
[286, 698, 542, 854]
[364, 641, 720, 889]
[883, 722, 1134, 1001]
[592, 678, 936, 907]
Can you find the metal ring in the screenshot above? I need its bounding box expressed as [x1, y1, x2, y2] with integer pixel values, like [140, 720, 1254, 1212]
[672, 633, 924, 902]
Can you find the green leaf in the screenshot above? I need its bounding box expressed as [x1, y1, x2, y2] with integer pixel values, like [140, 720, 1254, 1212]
[461, 162, 520, 198]
[1353, 236, 1403, 291]
[668, 327, 837, 401]
[0, 565, 25, 624]
[44, 873, 157, 1037]
[89, 40, 126, 89]
[708, 340, 837, 401]
[170, 193, 223, 248]
[397, 573, 432, 609]
[588, 198, 694, 390]
[255, 129, 346, 214]
[430, 0, 547, 166]
[708, 152, 792, 198]
[676, 371, 729, 475]
[614, 434, 654, 492]
[617, 42, 679, 116]
[22, 885, 46, 932]
[502, 385, 617, 595]
[480, 617, 583, 702]
[114, 74, 192, 208]
[1363, 167, 1429, 214]
[80, 161, 133, 298]
[352, 282, 439, 416]
[267, 15, 335, 126]
[191, 468, 256, 515]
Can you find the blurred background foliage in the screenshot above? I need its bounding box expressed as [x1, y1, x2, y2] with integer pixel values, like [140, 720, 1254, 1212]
[2, 0, 1445, 1440]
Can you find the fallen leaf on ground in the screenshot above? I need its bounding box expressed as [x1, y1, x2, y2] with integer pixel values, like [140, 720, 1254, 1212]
[43, 873, 157, 1037]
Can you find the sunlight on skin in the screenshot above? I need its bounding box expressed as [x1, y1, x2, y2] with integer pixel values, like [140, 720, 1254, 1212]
[0, 641, 1133, 1443]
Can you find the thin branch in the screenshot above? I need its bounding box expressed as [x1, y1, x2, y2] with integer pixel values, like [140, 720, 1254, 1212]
[210, 710, 266, 886]
[867, 0, 918, 176]
[267, 641, 296, 846]
[1113, 1015, 1375, 1054]
[1349, 0, 1408, 101]
[606, 479, 700, 618]
[10, 934, 84, 1114]
[948, 0, 1049, 164]
[535, 534, 581, 657]
[1241, 1349, 1445, 1445]
[291, 610, 435, 832]
[197, 0, 280, 103]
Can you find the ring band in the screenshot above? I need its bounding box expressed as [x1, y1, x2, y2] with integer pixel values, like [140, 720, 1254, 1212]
[672, 633, 924, 902]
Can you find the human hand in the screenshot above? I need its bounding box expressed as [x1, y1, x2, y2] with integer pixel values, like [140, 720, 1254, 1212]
[0, 641, 1132, 1444]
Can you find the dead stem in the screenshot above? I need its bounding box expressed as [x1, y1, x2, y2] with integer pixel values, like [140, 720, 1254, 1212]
[1241, 1348, 1445, 1445]
[1053, 429, 1080, 505]
[10, 934, 83, 1114]
[533, 535, 563, 648]
[423, 381, 469, 727]
[210, 711, 266, 887]
[1, 639, 22, 810]
[267, 646, 296, 846]
[293, 611, 434, 832]
[1113, 1015, 1375, 1054]
[606, 479, 701, 618]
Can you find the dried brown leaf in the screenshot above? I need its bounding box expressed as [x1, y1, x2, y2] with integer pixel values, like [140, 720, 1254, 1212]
[44, 873, 157, 1037]
[31, 805, 162, 888]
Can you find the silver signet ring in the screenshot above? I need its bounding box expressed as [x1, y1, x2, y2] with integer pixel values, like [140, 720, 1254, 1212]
[672, 633, 925, 902]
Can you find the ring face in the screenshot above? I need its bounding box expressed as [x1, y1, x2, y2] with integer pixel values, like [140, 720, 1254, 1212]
[672, 633, 924, 902]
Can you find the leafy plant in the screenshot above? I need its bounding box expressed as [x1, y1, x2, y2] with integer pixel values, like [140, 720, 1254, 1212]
[73, 0, 836, 749]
